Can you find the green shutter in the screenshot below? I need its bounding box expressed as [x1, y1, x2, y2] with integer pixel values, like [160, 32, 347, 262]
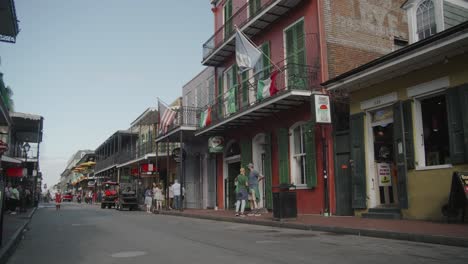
[261, 42, 271, 78]
[249, 0, 261, 16]
[393, 102, 408, 209]
[232, 65, 238, 112]
[224, 0, 233, 38]
[403, 100, 415, 169]
[264, 133, 273, 209]
[446, 87, 466, 164]
[217, 75, 223, 117]
[242, 71, 248, 106]
[457, 84, 468, 162]
[304, 121, 317, 188]
[350, 113, 366, 209]
[240, 139, 252, 174]
[285, 20, 306, 90]
[277, 128, 290, 184]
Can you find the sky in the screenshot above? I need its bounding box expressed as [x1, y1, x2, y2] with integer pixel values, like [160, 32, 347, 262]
[0, 0, 213, 190]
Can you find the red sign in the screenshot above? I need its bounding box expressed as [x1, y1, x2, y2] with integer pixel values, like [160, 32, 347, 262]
[6, 167, 23, 177]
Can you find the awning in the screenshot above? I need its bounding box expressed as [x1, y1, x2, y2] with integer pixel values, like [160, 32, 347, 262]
[1, 155, 22, 164]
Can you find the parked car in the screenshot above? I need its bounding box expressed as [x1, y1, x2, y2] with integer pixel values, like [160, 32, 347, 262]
[62, 192, 73, 202]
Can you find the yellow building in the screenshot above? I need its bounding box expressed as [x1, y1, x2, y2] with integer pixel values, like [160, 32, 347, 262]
[323, 21, 468, 221]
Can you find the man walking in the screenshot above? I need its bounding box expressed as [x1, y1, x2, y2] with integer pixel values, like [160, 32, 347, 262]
[248, 163, 264, 216]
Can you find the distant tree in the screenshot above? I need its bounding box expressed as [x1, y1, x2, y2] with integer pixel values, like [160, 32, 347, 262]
[4, 85, 14, 111]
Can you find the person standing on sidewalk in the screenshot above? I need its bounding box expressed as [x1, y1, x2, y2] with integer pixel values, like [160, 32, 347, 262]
[153, 183, 163, 212]
[248, 163, 264, 216]
[144, 186, 153, 213]
[235, 167, 249, 217]
[10, 186, 20, 214]
[172, 180, 181, 210]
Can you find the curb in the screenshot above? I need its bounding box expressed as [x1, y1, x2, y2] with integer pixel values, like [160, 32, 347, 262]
[0, 207, 37, 263]
[159, 211, 468, 248]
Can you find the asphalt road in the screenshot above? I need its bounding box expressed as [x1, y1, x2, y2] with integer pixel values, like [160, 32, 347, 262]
[7, 203, 468, 264]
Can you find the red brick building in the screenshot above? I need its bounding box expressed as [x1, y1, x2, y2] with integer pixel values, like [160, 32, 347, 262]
[181, 0, 408, 215]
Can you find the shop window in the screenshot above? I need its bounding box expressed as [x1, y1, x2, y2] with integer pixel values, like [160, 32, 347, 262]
[416, 94, 450, 166]
[290, 123, 307, 186]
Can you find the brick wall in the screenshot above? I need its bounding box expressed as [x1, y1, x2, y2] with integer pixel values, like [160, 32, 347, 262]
[322, 0, 408, 79]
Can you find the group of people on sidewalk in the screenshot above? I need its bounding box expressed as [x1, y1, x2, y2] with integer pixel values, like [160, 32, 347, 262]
[144, 180, 185, 213]
[235, 163, 264, 217]
[4, 183, 33, 215]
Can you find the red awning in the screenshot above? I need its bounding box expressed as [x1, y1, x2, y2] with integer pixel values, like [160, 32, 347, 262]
[6, 167, 24, 177]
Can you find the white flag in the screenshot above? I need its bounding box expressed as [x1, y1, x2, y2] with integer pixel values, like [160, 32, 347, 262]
[235, 28, 262, 73]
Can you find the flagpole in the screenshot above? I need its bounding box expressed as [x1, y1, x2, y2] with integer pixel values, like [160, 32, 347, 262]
[235, 27, 283, 74]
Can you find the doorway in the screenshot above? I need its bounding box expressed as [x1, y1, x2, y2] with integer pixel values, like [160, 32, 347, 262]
[252, 134, 266, 208]
[226, 161, 241, 210]
[369, 107, 398, 207]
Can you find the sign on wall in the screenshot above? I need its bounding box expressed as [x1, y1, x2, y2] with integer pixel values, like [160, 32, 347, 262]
[209, 136, 224, 153]
[314, 94, 332, 123]
[377, 163, 392, 187]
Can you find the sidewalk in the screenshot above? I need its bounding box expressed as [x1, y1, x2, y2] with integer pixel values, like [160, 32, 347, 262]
[0, 207, 36, 263]
[159, 209, 468, 247]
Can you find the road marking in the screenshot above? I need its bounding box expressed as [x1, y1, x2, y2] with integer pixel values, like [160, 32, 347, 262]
[111, 251, 147, 258]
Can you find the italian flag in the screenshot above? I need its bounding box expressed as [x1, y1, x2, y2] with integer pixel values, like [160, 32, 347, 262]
[257, 70, 278, 100]
[200, 107, 212, 128]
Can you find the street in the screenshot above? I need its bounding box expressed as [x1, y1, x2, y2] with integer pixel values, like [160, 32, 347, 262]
[6, 204, 468, 264]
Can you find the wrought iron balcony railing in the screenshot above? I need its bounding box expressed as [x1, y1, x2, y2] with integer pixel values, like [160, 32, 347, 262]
[198, 61, 320, 130]
[161, 106, 201, 135]
[203, 0, 304, 63]
[95, 154, 118, 172]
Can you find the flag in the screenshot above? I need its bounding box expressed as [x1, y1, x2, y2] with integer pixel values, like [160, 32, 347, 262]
[235, 28, 262, 73]
[257, 70, 279, 100]
[200, 107, 212, 128]
[158, 99, 176, 135]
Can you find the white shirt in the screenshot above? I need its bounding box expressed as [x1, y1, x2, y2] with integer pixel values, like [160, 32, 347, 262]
[172, 182, 181, 196]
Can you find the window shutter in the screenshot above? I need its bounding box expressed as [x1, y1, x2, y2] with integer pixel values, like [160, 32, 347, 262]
[262, 42, 271, 78]
[393, 101, 408, 209]
[264, 133, 273, 209]
[457, 84, 468, 162]
[217, 75, 223, 117]
[446, 87, 465, 164]
[240, 139, 252, 174]
[241, 71, 248, 106]
[304, 121, 317, 188]
[277, 128, 290, 184]
[403, 100, 415, 169]
[350, 113, 366, 209]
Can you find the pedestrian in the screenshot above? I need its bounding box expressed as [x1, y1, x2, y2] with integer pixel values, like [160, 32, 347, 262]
[10, 186, 20, 214]
[247, 163, 264, 216]
[153, 183, 163, 212]
[25, 188, 32, 207]
[235, 167, 249, 217]
[144, 186, 153, 213]
[55, 191, 62, 211]
[172, 180, 181, 210]
[5, 184, 11, 213]
[18, 185, 26, 213]
[168, 182, 174, 210]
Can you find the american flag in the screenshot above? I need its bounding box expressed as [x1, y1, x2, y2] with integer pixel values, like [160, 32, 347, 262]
[158, 99, 177, 135]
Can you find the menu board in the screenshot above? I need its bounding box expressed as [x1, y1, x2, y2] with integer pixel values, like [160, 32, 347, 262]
[457, 172, 468, 199]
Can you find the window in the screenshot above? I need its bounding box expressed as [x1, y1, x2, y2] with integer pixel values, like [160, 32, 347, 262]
[224, 0, 233, 38]
[416, 0, 437, 40]
[290, 123, 307, 185]
[249, 0, 261, 17]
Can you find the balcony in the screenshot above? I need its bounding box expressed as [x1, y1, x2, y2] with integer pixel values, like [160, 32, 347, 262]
[195, 62, 320, 136]
[202, 0, 304, 66]
[94, 154, 118, 174]
[156, 106, 201, 143]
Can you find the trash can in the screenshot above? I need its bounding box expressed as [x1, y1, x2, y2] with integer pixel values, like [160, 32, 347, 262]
[272, 183, 297, 220]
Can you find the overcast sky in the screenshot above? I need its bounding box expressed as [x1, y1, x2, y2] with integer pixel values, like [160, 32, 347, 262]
[0, 0, 212, 189]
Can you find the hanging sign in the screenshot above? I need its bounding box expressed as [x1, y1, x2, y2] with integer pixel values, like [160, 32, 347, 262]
[377, 163, 392, 187]
[209, 136, 224, 153]
[314, 94, 332, 123]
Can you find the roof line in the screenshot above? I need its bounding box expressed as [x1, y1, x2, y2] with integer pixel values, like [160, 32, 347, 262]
[321, 21, 468, 86]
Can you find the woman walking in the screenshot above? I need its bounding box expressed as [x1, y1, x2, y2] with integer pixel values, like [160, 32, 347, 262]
[153, 183, 163, 212]
[55, 191, 62, 211]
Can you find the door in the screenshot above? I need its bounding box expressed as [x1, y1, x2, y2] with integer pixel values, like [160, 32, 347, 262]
[285, 19, 306, 90]
[334, 130, 353, 215]
[227, 162, 240, 209]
